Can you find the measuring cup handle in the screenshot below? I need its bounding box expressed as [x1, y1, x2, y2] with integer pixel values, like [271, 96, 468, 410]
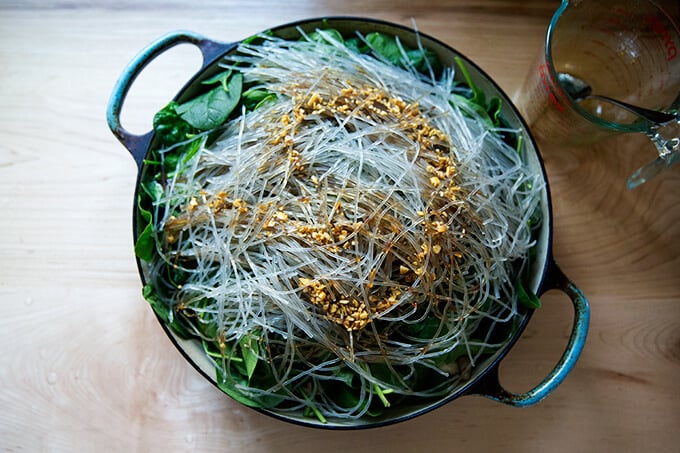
[472, 260, 590, 406]
[106, 30, 236, 168]
[627, 116, 680, 189]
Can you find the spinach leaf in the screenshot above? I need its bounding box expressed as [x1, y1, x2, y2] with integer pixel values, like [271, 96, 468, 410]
[518, 280, 541, 309]
[153, 101, 195, 147]
[141, 180, 163, 202]
[373, 383, 392, 407]
[200, 69, 232, 89]
[487, 96, 503, 128]
[345, 37, 368, 54]
[453, 57, 504, 128]
[329, 384, 384, 417]
[366, 32, 403, 66]
[254, 93, 276, 110]
[308, 28, 344, 44]
[178, 136, 202, 166]
[134, 197, 154, 261]
[334, 366, 355, 387]
[239, 333, 260, 382]
[402, 315, 440, 339]
[455, 57, 485, 107]
[300, 388, 328, 424]
[405, 48, 439, 74]
[242, 88, 277, 111]
[435, 343, 486, 367]
[332, 384, 362, 409]
[142, 284, 165, 321]
[202, 339, 240, 359]
[197, 319, 219, 341]
[142, 284, 191, 338]
[366, 32, 439, 74]
[451, 93, 490, 121]
[176, 72, 242, 130]
[215, 369, 263, 408]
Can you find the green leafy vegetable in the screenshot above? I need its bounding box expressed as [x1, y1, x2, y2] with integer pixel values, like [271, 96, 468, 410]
[216, 369, 263, 408]
[134, 198, 154, 261]
[405, 48, 439, 73]
[455, 57, 485, 106]
[180, 137, 202, 165]
[486, 97, 503, 128]
[515, 134, 525, 157]
[345, 37, 368, 53]
[176, 72, 242, 130]
[373, 383, 392, 408]
[300, 388, 328, 424]
[255, 94, 276, 110]
[333, 384, 362, 408]
[153, 101, 195, 147]
[518, 280, 542, 309]
[242, 88, 277, 111]
[200, 69, 233, 89]
[434, 343, 486, 368]
[402, 315, 441, 339]
[308, 28, 344, 44]
[454, 57, 504, 128]
[328, 383, 384, 417]
[366, 32, 439, 73]
[142, 284, 191, 338]
[141, 180, 163, 201]
[334, 366, 355, 387]
[203, 339, 241, 360]
[366, 32, 403, 66]
[239, 333, 260, 382]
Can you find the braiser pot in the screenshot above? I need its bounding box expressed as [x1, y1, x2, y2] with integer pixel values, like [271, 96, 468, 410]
[106, 17, 589, 429]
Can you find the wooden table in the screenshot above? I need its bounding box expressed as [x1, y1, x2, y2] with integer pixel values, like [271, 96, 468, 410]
[2, 1, 679, 451]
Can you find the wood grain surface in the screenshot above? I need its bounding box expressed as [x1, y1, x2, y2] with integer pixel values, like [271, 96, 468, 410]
[1, 1, 679, 452]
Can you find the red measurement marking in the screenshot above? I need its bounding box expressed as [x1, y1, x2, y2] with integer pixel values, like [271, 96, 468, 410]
[648, 15, 678, 61]
[538, 63, 564, 112]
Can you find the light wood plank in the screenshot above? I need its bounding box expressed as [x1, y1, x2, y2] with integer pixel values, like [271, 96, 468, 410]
[1, 2, 679, 452]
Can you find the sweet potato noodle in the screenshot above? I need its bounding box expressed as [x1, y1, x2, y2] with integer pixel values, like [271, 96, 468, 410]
[140, 29, 544, 422]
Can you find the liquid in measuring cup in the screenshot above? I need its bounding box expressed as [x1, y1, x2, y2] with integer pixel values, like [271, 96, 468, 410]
[515, 0, 680, 148]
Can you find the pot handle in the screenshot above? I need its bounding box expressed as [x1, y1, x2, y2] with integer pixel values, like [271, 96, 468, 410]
[473, 259, 589, 406]
[106, 30, 236, 169]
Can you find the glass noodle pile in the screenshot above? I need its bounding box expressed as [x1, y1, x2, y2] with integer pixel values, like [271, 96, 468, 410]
[137, 28, 544, 422]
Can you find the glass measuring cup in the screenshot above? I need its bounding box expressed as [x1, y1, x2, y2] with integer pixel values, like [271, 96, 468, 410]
[514, 0, 680, 189]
